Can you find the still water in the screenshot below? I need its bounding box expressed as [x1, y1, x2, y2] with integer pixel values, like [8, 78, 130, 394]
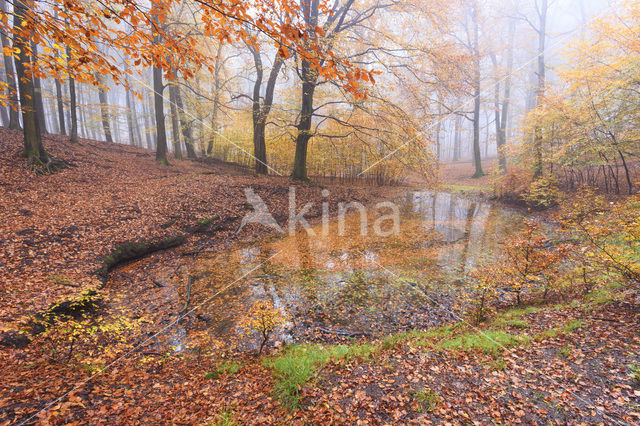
[163, 191, 525, 352]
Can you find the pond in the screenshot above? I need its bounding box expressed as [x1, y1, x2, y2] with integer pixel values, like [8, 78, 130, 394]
[156, 191, 526, 353]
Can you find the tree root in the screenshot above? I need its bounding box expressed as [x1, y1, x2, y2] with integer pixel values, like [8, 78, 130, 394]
[26, 155, 73, 174]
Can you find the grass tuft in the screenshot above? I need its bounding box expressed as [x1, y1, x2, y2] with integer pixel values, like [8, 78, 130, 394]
[264, 343, 378, 408]
[204, 361, 242, 380]
[438, 330, 528, 355]
[413, 388, 441, 412]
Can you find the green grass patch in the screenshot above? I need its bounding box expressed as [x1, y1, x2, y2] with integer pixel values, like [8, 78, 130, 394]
[488, 357, 507, 371]
[211, 410, 237, 426]
[204, 361, 242, 380]
[196, 215, 219, 227]
[264, 343, 378, 408]
[413, 388, 441, 412]
[559, 345, 572, 359]
[534, 319, 584, 341]
[562, 320, 583, 333]
[629, 364, 640, 384]
[437, 330, 528, 355]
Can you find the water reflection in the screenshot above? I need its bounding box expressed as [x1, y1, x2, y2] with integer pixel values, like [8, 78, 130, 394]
[172, 191, 524, 352]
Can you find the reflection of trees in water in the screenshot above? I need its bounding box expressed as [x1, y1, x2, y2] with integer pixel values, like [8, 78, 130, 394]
[411, 192, 509, 272]
[295, 229, 315, 277]
[182, 191, 526, 349]
[459, 201, 477, 271]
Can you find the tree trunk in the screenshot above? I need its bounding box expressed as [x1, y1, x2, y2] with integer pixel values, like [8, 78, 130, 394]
[533, 0, 547, 179]
[292, 0, 322, 181]
[55, 76, 66, 136]
[125, 81, 136, 147]
[142, 95, 153, 149]
[174, 84, 196, 158]
[168, 81, 182, 159]
[95, 73, 113, 142]
[292, 78, 316, 180]
[453, 115, 461, 162]
[496, 20, 515, 172]
[0, 90, 8, 126]
[30, 43, 47, 135]
[0, 0, 20, 130]
[153, 61, 168, 164]
[250, 45, 265, 173]
[68, 69, 78, 143]
[77, 82, 88, 139]
[435, 101, 442, 168]
[250, 46, 284, 174]
[471, 1, 483, 178]
[14, 0, 46, 162]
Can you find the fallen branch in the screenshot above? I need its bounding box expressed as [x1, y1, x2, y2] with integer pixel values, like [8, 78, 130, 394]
[317, 327, 372, 337]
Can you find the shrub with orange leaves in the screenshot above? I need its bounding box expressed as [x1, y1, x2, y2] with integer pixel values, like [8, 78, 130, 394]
[467, 266, 501, 324]
[468, 221, 571, 321]
[493, 166, 533, 206]
[501, 220, 571, 303]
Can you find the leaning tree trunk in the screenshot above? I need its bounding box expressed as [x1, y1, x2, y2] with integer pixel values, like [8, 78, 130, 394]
[0, 0, 20, 130]
[14, 0, 46, 162]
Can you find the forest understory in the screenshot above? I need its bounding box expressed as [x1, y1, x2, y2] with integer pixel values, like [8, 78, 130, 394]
[0, 130, 639, 424]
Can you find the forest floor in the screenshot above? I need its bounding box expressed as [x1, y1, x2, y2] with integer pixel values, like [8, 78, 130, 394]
[1, 132, 639, 424]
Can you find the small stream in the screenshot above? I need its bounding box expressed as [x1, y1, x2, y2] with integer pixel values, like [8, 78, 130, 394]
[162, 191, 526, 353]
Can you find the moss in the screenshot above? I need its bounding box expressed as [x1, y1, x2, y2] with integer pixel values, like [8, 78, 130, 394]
[97, 235, 186, 277]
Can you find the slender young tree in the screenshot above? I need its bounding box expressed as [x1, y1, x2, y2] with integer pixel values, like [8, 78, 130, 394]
[532, 0, 548, 178]
[173, 83, 196, 158]
[96, 73, 113, 142]
[490, 19, 515, 172]
[168, 80, 182, 159]
[0, 0, 19, 130]
[470, 0, 483, 178]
